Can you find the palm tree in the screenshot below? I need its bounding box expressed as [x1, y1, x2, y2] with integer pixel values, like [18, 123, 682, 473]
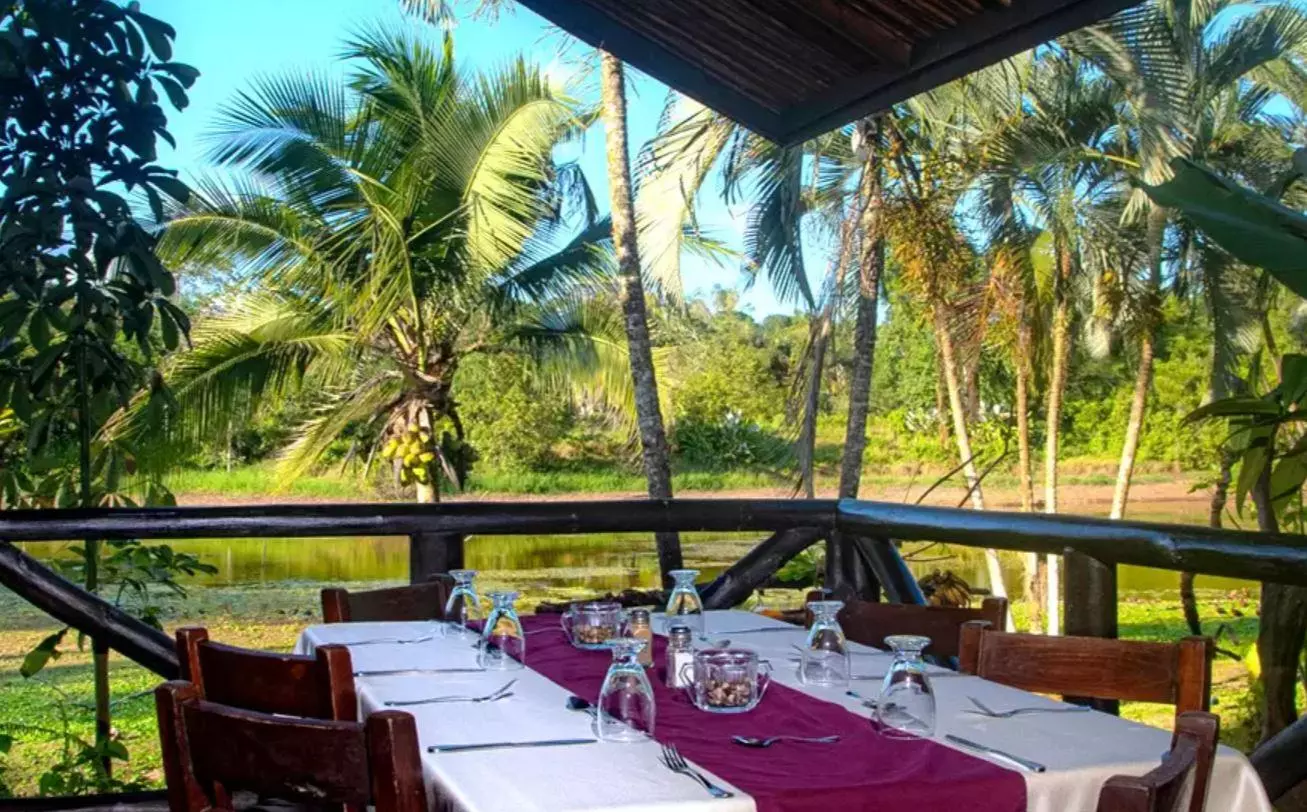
[599, 53, 683, 580]
[139, 29, 620, 503]
[1068, 0, 1307, 520]
[972, 50, 1127, 632]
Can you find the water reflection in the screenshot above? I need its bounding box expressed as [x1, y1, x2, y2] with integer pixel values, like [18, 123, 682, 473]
[24, 529, 1254, 598]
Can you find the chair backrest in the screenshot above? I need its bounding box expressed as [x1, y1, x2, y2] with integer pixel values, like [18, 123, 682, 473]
[322, 580, 450, 623]
[176, 627, 356, 721]
[1096, 712, 1220, 812]
[837, 597, 1008, 660]
[156, 681, 426, 812]
[958, 623, 1212, 714]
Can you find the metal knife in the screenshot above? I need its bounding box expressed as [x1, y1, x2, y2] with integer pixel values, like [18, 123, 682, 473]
[428, 738, 598, 754]
[354, 667, 485, 677]
[944, 734, 1046, 773]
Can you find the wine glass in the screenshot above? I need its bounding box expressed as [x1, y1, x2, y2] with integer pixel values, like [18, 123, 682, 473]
[665, 569, 704, 639]
[444, 569, 484, 632]
[876, 635, 936, 738]
[478, 591, 525, 670]
[799, 600, 850, 688]
[595, 638, 656, 742]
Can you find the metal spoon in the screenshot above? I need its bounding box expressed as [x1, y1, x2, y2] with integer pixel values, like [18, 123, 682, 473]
[566, 695, 598, 717]
[732, 734, 841, 748]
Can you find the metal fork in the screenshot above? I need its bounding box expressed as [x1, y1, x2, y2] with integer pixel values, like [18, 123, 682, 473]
[350, 633, 438, 647]
[384, 679, 517, 707]
[659, 743, 734, 799]
[964, 695, 1091, 719]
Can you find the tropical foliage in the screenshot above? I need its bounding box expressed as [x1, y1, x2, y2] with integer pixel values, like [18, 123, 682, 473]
[132, 29, 623, 502]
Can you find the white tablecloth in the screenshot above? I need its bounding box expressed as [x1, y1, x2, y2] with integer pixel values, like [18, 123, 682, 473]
[296, 610, 1271, 812]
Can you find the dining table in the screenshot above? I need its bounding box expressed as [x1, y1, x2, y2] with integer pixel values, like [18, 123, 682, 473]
[295, 609, 1271, 812]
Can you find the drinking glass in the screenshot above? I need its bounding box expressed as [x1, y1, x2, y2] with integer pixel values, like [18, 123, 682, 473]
[665, 569, 704, 639]
[876, 635, 936, 738]
[799, 600, 850, 688]
[444, 569, 484, 632]
[478, 591, 525, 670]
[595, 638, 656, 742]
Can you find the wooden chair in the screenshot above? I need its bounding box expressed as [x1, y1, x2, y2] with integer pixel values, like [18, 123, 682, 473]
[321, 580, 451, 623]
[959, 623, 1213, 715]
[836, 597, 1008, 660]
[155, 681, 426, 812]
[175, 627, 356, 722]
[1097, 712, 1220, 812]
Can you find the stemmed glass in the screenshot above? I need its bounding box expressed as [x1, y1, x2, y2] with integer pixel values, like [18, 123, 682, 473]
[477, 591, 525, 670]
[665, 569, 704, 639]
[444, 569, 484, 632]
[876, 635, 936, 738]
[799, 600, 850, 688]
[595, 638, 656, 742]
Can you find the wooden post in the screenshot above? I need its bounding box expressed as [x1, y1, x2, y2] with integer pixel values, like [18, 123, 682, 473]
[409, 532, 464, 584]
[1064, 550, 1118, 713]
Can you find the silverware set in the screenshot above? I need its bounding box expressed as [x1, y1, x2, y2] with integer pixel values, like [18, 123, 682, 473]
[732, 734, 840, 748]
[354, 667, 485, 677]
[384, 679, 517, 707]
[944, 734, 1046, 773]
[660, 743, 735, 799]
[963, 696, 1091, 719]
[429, 738, 597, 754]
[349, 633, 438, 646]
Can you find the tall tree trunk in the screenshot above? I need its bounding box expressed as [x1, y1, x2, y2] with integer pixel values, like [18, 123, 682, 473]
[1110, 331, 1155, 519]
[1111, 208, 1166, 520]
[1044, 245, 1074, 636]
[1015, 321, 1041, 633]
[935, 310, 1009, 610]
[1251, 446, 1307, 741]
[600, 52, 682, 584]
[799, 312, 831, 500]
[838, 146, 884, 501]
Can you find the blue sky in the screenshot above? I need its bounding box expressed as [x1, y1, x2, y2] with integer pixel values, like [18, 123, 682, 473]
[146, 0, 798, 316]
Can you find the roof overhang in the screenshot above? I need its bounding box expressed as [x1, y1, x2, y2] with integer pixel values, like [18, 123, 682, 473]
[516, 0, 1142, 145]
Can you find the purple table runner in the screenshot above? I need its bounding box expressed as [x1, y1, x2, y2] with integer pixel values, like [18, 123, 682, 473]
[520, 615, 1026, 812]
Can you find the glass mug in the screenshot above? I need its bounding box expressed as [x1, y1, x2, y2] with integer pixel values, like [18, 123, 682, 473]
[560, 601, 626, 650]
[685, 648, 771, 714]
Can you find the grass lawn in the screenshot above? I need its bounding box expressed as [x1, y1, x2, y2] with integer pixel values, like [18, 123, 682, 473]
[0, 583, 1287, 796]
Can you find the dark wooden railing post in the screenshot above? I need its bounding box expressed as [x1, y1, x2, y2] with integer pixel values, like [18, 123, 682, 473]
[1064, 550, 1119, 714]
[408, 532, 464, 584]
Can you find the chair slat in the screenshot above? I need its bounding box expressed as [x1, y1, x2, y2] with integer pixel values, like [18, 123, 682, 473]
[321, 580, 450, 623]
[837, 597, 1007, 659]
[959, 623, 1212, 713]
[154, 682, 426, 812]
[1096, 712, 1220, 812]
[176, 627, 356, 721]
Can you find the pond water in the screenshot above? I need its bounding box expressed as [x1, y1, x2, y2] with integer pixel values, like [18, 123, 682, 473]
[20, 510, 1254, 599]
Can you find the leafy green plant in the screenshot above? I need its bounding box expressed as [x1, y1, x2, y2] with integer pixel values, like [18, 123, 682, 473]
[0, 0, 197, 769]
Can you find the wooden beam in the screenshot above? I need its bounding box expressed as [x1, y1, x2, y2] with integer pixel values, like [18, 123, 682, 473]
[700, 527, 824, 610]
[837, 498, 1307, 586]
[772, 0, 1146, 144]
[0, 499, 838, 542]
[0, 542, 177, 677]
[409, 532, 464, 585]
[850, 536, 925, 605]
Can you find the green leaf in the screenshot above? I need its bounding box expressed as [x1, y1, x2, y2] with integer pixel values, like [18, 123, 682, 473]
[126, 8, 175, 61]
[1143, 158, 1307, 299]
[152, 174, 190, 205]
[155, 75, 188, 112]
[157, 62, 200, 89]
[1270, 433, 1307, 514]
[1184, 396, 1280, 423]
[21, 628, 68, 678]
[26, 309, 50, 350]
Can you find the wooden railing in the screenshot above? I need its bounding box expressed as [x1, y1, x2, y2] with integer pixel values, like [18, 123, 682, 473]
[2, 496, 1307, 805]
